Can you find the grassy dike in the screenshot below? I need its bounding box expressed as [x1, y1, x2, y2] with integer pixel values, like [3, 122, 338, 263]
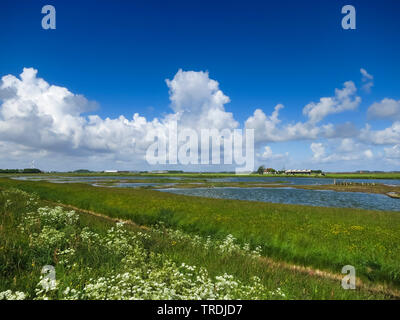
[0, 177, 400, 295]
[292, 184, 400, 197]
[1, 188, 393, 299]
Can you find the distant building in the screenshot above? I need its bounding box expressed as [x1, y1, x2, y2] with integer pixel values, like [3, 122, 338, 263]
[104, 170, 118, 173]
[263, 168, 276, 174]
[285, 169, 311, 175]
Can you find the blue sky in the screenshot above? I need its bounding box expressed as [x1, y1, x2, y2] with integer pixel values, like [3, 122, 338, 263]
[0, 0, 400, 171]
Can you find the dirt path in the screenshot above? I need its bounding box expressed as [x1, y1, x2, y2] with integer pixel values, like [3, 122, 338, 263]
[48, 200, 400, 299]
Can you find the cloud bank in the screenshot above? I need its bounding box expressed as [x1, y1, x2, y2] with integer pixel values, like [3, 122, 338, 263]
[0, 67, 399, 171]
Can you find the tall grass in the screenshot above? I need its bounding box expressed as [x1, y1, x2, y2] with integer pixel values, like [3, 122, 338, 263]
[1, 178, 400, 288]
[0, 187, 393, 299]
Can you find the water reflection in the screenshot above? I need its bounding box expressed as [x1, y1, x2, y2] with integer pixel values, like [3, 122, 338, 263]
[159, 187, 400, 211]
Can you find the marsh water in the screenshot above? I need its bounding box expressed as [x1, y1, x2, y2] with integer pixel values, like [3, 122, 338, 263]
[12, 175, 400, 211]
[13, 175, 400, 185]
[159, 187, 400, 211]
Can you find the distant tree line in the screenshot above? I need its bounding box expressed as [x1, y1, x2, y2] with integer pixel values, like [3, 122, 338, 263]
[256, 166, 323, 175]
[0, 168, 42, 174]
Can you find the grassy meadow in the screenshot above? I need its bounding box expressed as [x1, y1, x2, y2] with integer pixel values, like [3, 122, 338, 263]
[1, 177, 400, 299]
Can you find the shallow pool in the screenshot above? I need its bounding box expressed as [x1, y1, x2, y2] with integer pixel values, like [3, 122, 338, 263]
[158, 187, 400, 211]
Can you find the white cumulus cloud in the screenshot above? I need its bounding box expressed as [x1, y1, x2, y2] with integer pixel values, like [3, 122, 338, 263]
[360, 122, 400, 145]
[0, 67, 397, 171]
[384, 144, 400, 159]
[360, 68, 374, 93]
[258, 145, 288, 160]
[245, 104, 333, 143]
[367, 98, 400, 121]
[0, 68, 241, 169]
[303, 81, 361, 124]
[310, 142, 325, 161]
[310, 140, 374, 163]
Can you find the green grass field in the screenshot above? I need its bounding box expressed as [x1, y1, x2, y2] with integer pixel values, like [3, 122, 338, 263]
[0, 177, 400, 300]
